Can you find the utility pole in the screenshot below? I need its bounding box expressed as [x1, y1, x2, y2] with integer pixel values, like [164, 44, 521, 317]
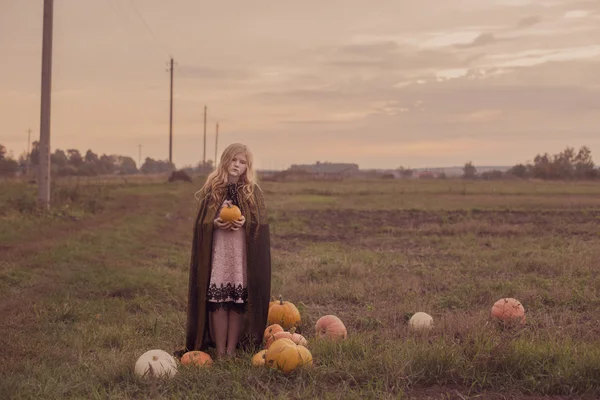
[38, 0, 53, 209]
[203, 105, 207, 169]
[26, 128, 32, 178]
[168, 57, 174, 167]
[138, 144, 142, 169]
[214, 122, 219, 170]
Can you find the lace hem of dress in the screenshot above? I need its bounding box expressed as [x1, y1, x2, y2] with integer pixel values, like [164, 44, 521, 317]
[207, 282, 248, 302]
[207, 301, 248, 314]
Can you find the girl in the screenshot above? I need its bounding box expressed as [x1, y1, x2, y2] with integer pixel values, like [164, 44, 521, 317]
[184, 143, 271, 359]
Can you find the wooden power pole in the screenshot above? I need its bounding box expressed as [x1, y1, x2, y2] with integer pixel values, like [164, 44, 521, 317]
[38, 0, 53, 209]
[203, 105, 207, 169]
[168, 57, 174, 166]
[138, 144, 142, 169]
[26, 128, 32, 177]
[214, 122, 219, 170]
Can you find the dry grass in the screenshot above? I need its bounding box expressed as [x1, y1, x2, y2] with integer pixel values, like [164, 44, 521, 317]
[1, 177, 599, 399]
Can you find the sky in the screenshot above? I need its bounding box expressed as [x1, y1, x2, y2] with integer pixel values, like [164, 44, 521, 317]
[1, 0, 600, 170]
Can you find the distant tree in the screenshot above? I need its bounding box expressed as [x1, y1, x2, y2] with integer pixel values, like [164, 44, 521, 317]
[480, 170, 504, 180]
[84, 149, 99, 164]
[512, 145, 599, 180]
[51, 149, 69, 167]
[507, 163, 529, 178]
[141, 157, 174, 174]
[30, 141, 40, 166]
[0, 144, 19, 176]
[551, 146, 576, 179]
[574, 145, 596, 179]
[531, 153, 553, 179]
[462, 161, 477, 179]
[196, 160, 213, 173]
[396, 166, 413, 178]
[97, 154, 115, 175]
[113, 155, 138, 174]
[67, 149, 84, 168]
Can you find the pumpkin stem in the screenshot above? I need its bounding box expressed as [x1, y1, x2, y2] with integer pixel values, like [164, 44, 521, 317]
[279, 294, 283, 305]
[289, 327, 296, 334]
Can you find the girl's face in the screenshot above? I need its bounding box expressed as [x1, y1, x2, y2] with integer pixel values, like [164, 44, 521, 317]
[227, 152, 248, 180]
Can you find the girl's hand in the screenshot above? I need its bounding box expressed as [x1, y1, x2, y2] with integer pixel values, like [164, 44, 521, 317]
[230, 215, 245, 231]
[214, 218, 232, 230]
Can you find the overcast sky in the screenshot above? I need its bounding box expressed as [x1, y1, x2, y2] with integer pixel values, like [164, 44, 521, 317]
[1, 0, 599, 169]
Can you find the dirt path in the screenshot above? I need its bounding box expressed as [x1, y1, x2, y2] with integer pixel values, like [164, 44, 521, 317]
[0, 193, 143, 261]
[0, 186, 195, 322]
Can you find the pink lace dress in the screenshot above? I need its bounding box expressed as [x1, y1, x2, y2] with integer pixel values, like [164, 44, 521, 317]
[206, 192, 248, 313]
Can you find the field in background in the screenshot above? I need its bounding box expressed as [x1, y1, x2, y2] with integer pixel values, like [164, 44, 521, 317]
[1, 175, 600, 399]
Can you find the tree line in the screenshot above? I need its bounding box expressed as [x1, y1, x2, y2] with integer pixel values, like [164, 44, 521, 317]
[0, 141, 213, 178]
[462, 146, 598, 180]
[2, 142, 598, 181]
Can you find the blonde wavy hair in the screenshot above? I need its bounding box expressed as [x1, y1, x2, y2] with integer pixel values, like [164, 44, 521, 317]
[194, 143, 258, 209]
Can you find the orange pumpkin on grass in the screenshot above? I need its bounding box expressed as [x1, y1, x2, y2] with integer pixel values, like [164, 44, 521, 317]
[265, 338, 313, 375]
[263, 323, 284, 343]
[315, 315, 347, 340]
[267, 295, 301, 330]
[491, 298, 526, 324]
[180, 351, 213, 367]
[251, 350, 267, 367]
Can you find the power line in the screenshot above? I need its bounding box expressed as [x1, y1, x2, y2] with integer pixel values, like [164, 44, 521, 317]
[103, 0, 172, 58]
[127, 0, 172, 57]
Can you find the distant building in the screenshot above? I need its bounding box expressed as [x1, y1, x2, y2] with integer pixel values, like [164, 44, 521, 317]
[289, 161, 360, 178]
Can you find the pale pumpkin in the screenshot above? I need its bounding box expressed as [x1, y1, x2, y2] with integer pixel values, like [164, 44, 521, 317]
[315, 315, 347, 340]
[265, 339, 313, 375]
[134, 349, 178, 378]
[267, 295, 301, 330]
[408, 312, 434, 331]
[491, 298, 526, 324]
[252, 350, 267, 367]
[180, 351, 213, 367]
[263, 323, 284, 343]
[219, 204, 242, 222]
[265, 329, 308, 349]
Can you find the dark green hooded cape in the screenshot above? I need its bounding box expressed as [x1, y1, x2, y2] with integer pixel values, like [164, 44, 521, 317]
[185, 184, 271, 352]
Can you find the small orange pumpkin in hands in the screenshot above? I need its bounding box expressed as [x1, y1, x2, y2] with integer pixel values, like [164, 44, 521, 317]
[315, 315, 347, 340]
[219, 203, 242, 222]
[180, 351, 213, 367]
[267, 295, 301, 330]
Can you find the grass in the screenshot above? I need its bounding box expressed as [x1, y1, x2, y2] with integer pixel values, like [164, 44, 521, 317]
[1, 176, 600, 399]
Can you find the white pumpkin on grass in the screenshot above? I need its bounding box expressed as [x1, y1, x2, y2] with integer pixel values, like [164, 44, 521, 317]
[408, 312, 434, 331]
[134, 349, 178, 378]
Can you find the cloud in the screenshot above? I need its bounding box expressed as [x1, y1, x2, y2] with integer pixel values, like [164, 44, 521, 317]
[515, 15, 543, 29]
[564, 10, 592, 18]
[419, 31, 483, 48]
[177, 65, 251, 80]
[320, 40, 483, 74]
[338, 41, 399, 57]
[484, 45, 600, 68]
[454, 33, 498, 48]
